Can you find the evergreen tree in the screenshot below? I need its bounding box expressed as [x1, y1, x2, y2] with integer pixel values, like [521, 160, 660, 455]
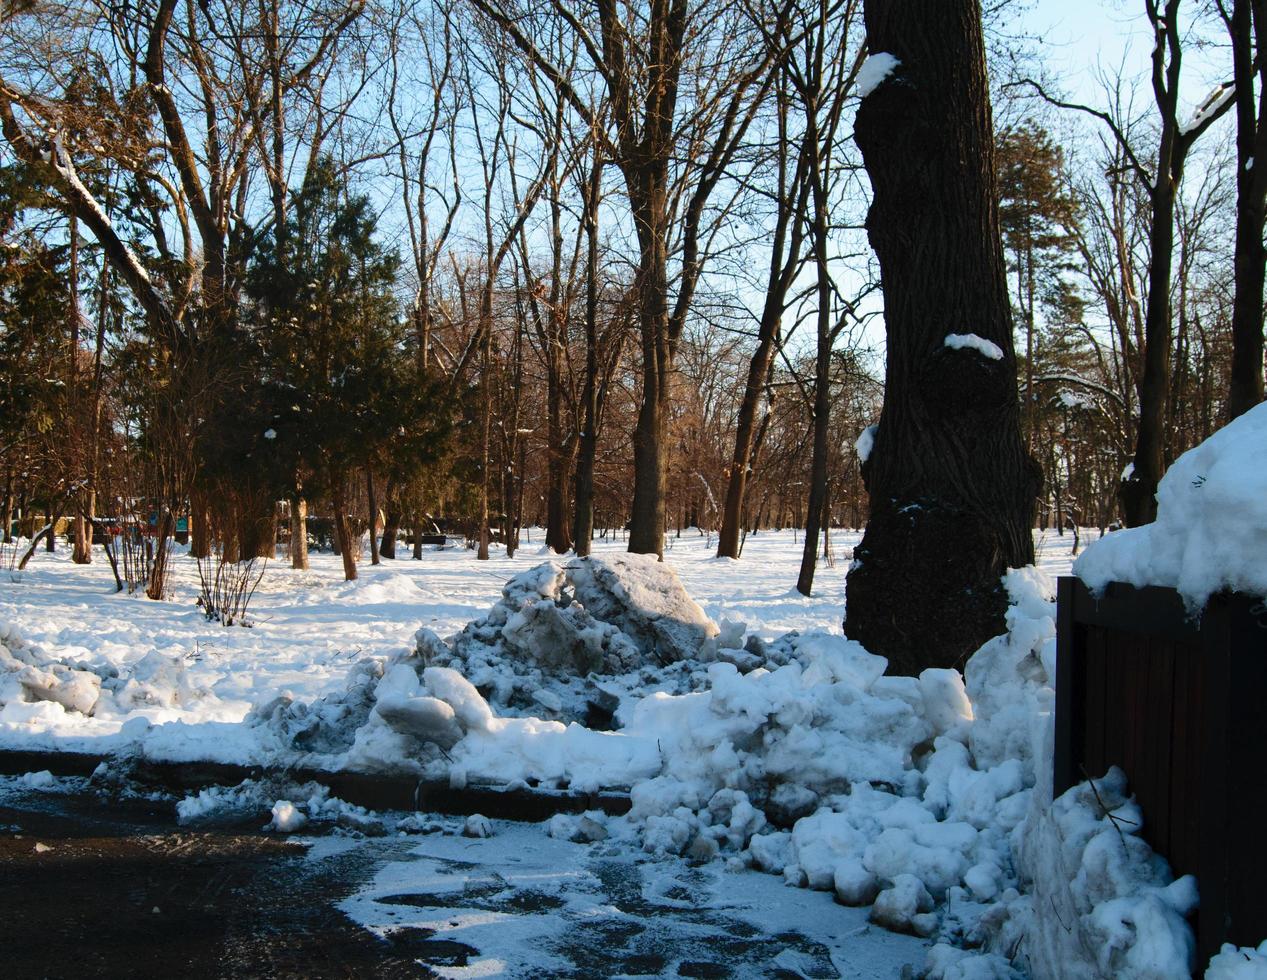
[246, 158, 449, 580]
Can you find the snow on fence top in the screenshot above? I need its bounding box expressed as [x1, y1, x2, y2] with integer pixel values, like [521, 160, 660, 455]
[943, 332, 1004, 360]
[1074, 402, 1267, 610]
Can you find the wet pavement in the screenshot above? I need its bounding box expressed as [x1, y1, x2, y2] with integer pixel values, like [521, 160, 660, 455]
[0, 783, 926, 979]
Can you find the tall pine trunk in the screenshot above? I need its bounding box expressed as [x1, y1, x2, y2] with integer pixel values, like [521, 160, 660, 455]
[845, 0, 1040, 673]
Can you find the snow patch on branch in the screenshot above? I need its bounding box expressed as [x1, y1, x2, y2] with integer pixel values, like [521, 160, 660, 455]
[944, 333, 1004, 361]
[1179, 82, 1234, 135]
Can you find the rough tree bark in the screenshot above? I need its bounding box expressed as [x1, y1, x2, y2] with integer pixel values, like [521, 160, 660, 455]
[1224, 0, 1267, 420]
[844, 0, 1040, 674]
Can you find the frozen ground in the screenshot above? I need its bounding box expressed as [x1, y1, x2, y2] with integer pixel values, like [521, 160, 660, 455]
[0, 527, 1102, 979]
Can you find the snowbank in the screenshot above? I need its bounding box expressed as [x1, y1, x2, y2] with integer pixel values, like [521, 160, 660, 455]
[1074, 402, 1267, 609]
[446, 554, 719, 676]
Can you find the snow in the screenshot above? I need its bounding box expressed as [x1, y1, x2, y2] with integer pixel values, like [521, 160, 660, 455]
[269, 798, 308, 832]
[1209, 942, 1267, 979]
[855, 423, 878, 463]
[1074, 402, 1267, 609]
[857, 52, 900, 98]
[13, 526, 1209, 974]
[1179, 82, 1234, 135]
[944, 333, 1005, 361]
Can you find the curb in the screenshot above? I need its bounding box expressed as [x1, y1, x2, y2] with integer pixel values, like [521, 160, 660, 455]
[0, 749, 632, 821]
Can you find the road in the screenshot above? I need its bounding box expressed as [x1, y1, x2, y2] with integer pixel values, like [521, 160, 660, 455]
[0, 782, 926, 979]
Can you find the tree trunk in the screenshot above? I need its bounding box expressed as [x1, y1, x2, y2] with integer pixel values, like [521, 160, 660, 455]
[72, 511, 91, 564]
[1226, 0, 1267, 421]
[572, 160, 601, 559]
[628, 287, 669, 558]
[845, 0, 1040, 674]
[291, 495, 309, 570]
[145, 510, 173, 600]
[795, 320, 833, 596]
[190, 494, 211, 559]
[331, 480, 357, 581]
[381, 503, 400, 559]
[366, 469, 381, 565]
[1120, 164, 1178, 527]
[2, 467, 12, 543]
[544, 357, 573, 554]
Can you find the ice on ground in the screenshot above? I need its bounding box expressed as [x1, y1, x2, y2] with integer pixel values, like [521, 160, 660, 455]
[944, 333, 1005, 361]
[1074, 401, 1267, 609]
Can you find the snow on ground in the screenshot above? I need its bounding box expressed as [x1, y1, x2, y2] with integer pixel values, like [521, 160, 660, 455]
[0, 526, 1120, 977]
[0, 527, 1083, 758]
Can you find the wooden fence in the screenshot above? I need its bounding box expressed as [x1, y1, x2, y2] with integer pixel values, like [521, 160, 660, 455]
[1055, 576, 1267, 971]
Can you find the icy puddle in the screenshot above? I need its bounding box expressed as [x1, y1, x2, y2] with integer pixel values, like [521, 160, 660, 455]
[338, 820, 927, 978]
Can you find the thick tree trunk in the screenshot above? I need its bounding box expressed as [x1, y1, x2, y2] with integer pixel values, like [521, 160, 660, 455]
[845, 0, 1040, 674]
[1226, 0, 1267, 421]
[1120, 168, 1177, 528]
[145, 511, 173, 600]
[73, 511, 91, 564]
[381, 505, 400, 560]
[190, 494, 211, 560]
[628, 220, 671, 558]
[291, 495, 309, 570]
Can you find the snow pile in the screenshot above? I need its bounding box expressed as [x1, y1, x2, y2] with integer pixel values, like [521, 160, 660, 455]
[342, 660, 662, 791]
[1074, 402, 1267, 608]
[944, 333, 1005, 361]
[0, 621, 103, 717]
[857, 52, 900, 98]
[961, 769, 1199, 980]
[445, 555, 719, 677]
[1209, 941, 1267, 979]
[0, 620, 229, 738]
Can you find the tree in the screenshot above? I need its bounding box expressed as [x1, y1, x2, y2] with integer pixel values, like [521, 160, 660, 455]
[247, 159, 412, 582]
[844, 0, 1041, 673]
[1218, 0, 1267, 419]
[995, 122, 1080, 451]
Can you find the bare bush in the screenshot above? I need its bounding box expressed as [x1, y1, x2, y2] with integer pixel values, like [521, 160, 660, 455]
[197, 553, 267, 627]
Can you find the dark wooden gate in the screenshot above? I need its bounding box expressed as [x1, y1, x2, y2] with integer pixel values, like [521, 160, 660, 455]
[1055, 576, 1267, 971]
